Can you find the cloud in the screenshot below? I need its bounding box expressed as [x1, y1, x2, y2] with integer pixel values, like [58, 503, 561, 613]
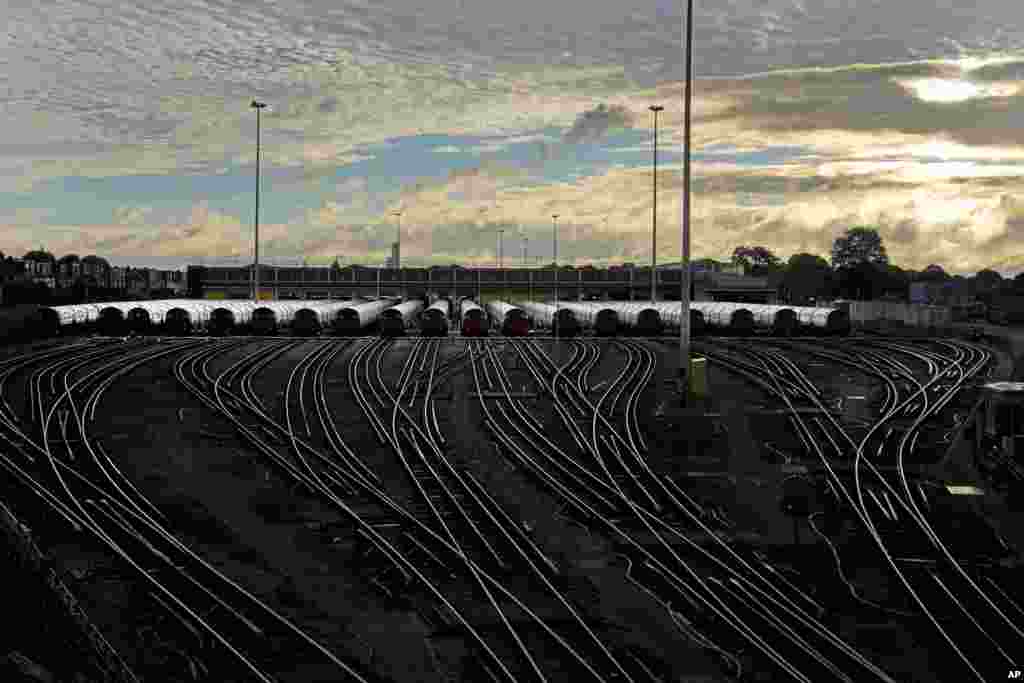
[5, 157, 1024, 274]
[965, 59, 1024, 82]
[696, 58, 1024, 149]
[562, 104, 634, 144]
[112, 206, 153, 225]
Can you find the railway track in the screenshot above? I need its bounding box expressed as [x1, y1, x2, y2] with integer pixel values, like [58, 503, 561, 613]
[0, 334, 1013, 681]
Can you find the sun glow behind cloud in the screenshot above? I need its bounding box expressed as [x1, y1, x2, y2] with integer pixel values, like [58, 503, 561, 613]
[897, 77, 1020, 102]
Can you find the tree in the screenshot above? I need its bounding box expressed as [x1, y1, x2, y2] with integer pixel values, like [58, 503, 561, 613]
[692, 257, 724, 271]
[731, 245, 781, 272]
[834, 261, 886, 301]
[880, 264, 911, 299]
[830, 226, 888, 270]
[1015, 272, 1024, 293]
[782, 253, 832, 304]
[23, 249, 55, 262]
[973, 268, 1003, 293]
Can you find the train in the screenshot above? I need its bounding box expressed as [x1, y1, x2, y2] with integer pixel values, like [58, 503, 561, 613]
[379, 300, 425, 336]
[27, 297, 851, 339]
[459, 299, 488, 337]
[333, 299, 398, 336]
[485, 301, 530, 336]
[419, 299, 450, 337]
[516, 302, 580, 337]
[550, 302, 619, 336]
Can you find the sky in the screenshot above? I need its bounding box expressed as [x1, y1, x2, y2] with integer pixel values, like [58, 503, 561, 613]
[3, 1, 1024, 275]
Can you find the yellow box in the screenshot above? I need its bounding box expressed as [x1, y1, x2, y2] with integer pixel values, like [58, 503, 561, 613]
[256, 290, 274, 301]
[204, 291, 226, 300]
[689, 356, 708, 397]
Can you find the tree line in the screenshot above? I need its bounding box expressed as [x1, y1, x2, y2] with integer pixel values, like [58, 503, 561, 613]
[725, 226, 1024, 305]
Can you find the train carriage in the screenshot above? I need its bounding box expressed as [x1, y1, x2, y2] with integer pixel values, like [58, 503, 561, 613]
[333, 299, 396, 336]
[419, 299, 450, 337]
[552, 301, 620, 337]
[459, 299, 489, 337]
[517, 301, 580, 337]
[380, 300, 425, 336]
[486, 301, 530, 336]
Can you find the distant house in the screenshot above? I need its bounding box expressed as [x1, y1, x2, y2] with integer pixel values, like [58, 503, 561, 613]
[80, 255, 111, 287]
[109, 266, 127, 290]
[121, 267, 186, 297]
[22, 250, 56, 288]
[56, 254, 81, 287]
[147, 268, 186, 296]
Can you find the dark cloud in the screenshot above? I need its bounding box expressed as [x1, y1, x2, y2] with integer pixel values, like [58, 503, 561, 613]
[562, 104, 634, 144]
[706, 62, 1024, 148]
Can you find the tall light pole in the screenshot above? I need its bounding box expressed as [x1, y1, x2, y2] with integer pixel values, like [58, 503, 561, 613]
[680, 0, 694, 403]
[552, 214, 559, 339]
[496, 224, 506, 301]
[603, 216, 610, 267]
[251, 100, 267, 301]
[392, 210, 403, 269]
[522, 230, 531, 302]
[478, 207, 488, 301]
[649, 104, 664, 303]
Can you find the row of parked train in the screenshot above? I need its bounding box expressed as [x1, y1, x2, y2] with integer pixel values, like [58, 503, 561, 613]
[35, 297, 851, 338]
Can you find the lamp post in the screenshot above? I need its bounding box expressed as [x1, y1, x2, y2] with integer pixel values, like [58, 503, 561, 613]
[552, 214, 559, 339]
[649, 104, 664, 303]
[251, 99, 267, 301]
[496, 224, 506, 302]
[478, 207, 488, 301]
[603, 216, 610, 267]
[680, 0, 694, 403]
[392, 210, 403, 269]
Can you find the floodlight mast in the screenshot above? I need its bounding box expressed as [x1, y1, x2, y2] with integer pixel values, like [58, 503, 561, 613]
[552, 214, 560, 340]
[680, 0, 694, 403]
[251, 100, 267, 301]
[649, 104, 664, 303]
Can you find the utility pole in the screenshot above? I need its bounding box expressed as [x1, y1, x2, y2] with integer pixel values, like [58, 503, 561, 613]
[251, 100, 267, 301]
[650, 104, 664, 303]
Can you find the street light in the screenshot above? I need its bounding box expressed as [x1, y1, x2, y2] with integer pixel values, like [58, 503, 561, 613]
[392, 210, 403, 269]
[251, 99, 267, 301]
[680, 0, 694, 403]
[603, 216, 610, 267]
[649, 104, 664, 303]
[494, 221, 506, 301]
[552, 214, 560, 339]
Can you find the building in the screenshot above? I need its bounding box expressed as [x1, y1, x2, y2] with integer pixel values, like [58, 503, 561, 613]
[108, 267, 127, 290]
[56, 255, 81, 287]
[79, 256, 111, 286]
[122, 267, 186, 297]
[21, 250, 56, 288]
[910, 280, 971, 307]
[189, 263, 778, 303]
